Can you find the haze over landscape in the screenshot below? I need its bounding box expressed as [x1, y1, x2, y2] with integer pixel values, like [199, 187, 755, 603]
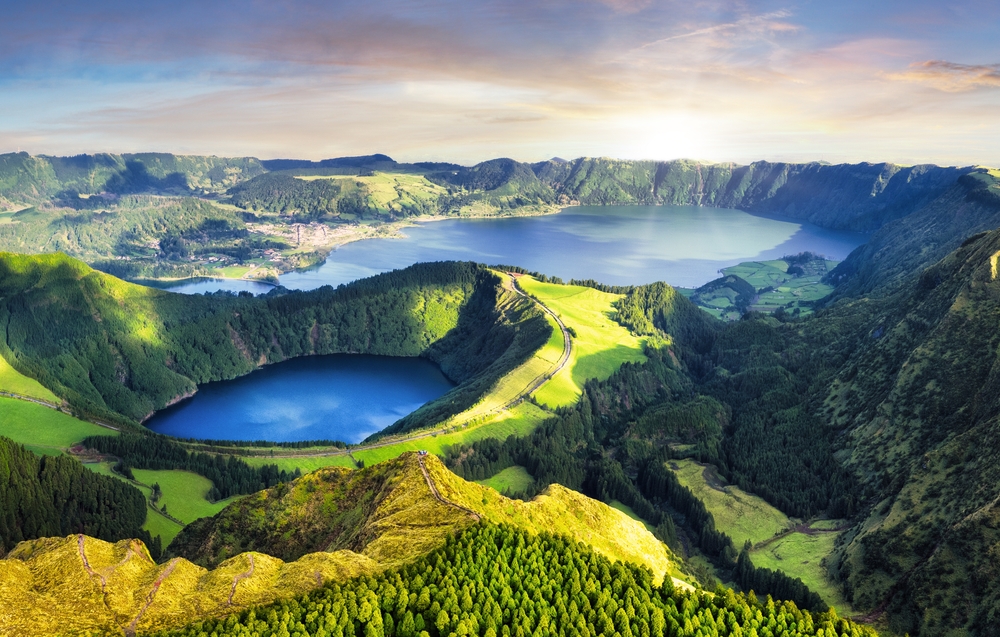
[3, 0, 1000, 165]
[3, 3, 1000, 637]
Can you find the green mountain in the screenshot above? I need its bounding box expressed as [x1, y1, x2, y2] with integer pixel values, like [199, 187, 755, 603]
[0, 452, 696, 636]
[532, 158, 966, 232]
[0, 254, 549, 428]
[0, 152, 265, 206]
[816, 225, 1000, 635]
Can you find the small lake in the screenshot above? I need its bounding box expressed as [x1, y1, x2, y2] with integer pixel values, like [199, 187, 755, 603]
[157, 205, 868, 295]
[144, 354, 454, 443]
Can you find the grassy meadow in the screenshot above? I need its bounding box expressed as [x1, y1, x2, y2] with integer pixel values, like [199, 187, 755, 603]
[669, 458, 849, 612]
[477, 465, 535, 495]
[132, 469, 239, 524]
[517, 277, 646, 408]
[84, 460, 185, 545]
[0, 397, 117, 452]
[0, 354, 59, 402]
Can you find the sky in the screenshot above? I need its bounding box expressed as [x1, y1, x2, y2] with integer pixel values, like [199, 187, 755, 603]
[2, 0, 999, 166]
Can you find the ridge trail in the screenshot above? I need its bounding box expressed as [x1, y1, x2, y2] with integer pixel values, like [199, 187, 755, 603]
[417, 455, 481, 522]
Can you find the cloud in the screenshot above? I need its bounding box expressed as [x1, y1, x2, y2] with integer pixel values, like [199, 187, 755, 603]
[888, 60, 1000, 91]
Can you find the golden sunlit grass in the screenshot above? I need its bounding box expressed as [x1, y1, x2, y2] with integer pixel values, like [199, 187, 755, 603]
[517, 277, 646, 408]
[0, 452, 693, 636]
[427, 455, 688, 588]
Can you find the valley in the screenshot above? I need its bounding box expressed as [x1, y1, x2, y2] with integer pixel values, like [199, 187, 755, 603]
[1, 156, 1000, 637]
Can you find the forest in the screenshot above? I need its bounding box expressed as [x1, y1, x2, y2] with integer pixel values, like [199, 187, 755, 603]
[152, 523, 873, 637]
[0, 255, 546, 428]
[0, 436, 154, 554]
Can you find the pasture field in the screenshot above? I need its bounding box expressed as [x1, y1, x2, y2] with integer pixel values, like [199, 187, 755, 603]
[0, 397, 117, 451]
[84, 461, 185, 545]
[132, 469, 239, 524]
[354, 401, 548, 466]
[753, 531, 850, 614]
[721, 261, 789, 291]
[243, 453, 358, 473]
[0, 354, 59, 402]
[670, 459, 790, 546]
[517, 277, 646, 408]
[477, 465, 535, 495]
[670, 458, 850, 612]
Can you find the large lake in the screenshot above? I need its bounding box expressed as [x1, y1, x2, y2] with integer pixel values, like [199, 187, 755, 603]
[155, 205, 867, 295]
[144, 354, 454, 443]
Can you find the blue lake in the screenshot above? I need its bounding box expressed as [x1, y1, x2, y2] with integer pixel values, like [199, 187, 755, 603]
[144, 354, 454, 443]
[143, 205, 867, 442]
[156, 205, 868, 295]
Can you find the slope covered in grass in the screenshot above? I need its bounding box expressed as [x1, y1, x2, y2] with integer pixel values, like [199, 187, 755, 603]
[0, 253, 548, 431]
[0, 397, 115, 452]
[0, 452, 692, 637]
[0, 354, 58, 402]
[517, 277, 647, 408]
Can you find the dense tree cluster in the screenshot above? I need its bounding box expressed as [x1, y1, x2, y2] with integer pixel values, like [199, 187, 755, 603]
[82, 433, 299, 501]
[447, 327, 833, 612]
[153, 523, 871, 637]
[228, 173, 348, 219]
[0, 437, 153, 554]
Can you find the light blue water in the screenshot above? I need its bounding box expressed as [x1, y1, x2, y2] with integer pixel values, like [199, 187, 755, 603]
[155, 206, 867, 295]
[144, 354, 454, 443]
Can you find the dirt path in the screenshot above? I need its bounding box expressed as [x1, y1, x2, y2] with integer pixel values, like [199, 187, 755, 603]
[227, 554, 256, 606]
[125, 559, 179, 637]
[78, 534, 108, 589]
[417, 455, 480, 522]
[507, 276, 573, 403]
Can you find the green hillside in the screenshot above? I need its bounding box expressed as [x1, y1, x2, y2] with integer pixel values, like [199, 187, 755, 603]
[0, 254, 548, 428]
[0, 452, 702, 636]
[156, 523, 873, 637]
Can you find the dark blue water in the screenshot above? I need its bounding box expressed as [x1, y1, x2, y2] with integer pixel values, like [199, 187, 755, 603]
[144, 355, 454, 443]
[159, 206, 867, 295]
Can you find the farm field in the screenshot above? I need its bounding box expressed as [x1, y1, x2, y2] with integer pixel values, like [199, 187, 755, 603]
[0, 397, 117, 452]
[752, 531, 849, 614]
[517, 277, 646, 408]
[84, 460, 185, 545]
[670, 459, 790, 546]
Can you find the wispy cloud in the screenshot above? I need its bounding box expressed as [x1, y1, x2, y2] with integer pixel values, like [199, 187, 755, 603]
[0, 0, 999, 166]
[888, 60, 1000, 91]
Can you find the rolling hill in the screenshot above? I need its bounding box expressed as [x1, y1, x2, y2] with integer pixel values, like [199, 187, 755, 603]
[0, 453, 689, 636]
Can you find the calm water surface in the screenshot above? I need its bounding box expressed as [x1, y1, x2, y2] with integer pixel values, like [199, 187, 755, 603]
[144, 355, 454, 443]
[142, 206, 867, 441]
[159, 206, 867, 295]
